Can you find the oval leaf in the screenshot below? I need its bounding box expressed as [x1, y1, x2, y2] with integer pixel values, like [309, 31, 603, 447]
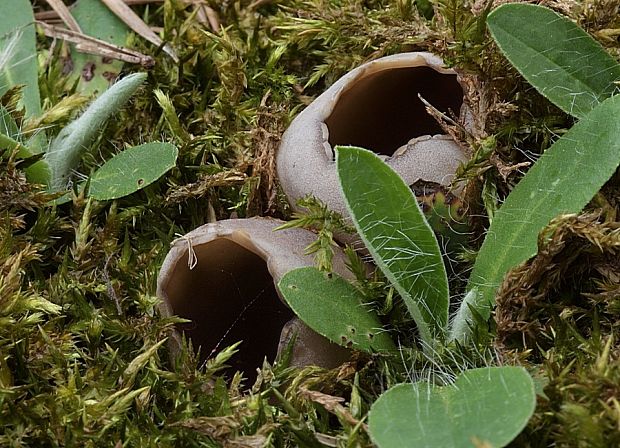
[44, 72, 147, 191]
[89, 142, 178, 200]
[487, 3, 620, 118]
[278, 267, 395, 353]
[368, 367, 536, 448]
[457, 94, 620, 341]
[70, 0, 130, 95]
[336, 146, 449, 346]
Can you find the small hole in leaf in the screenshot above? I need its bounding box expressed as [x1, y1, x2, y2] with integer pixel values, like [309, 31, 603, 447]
[325, 272, 333, 279]
[288, 284, 297, 290]
[137, 178, 145, 186]
[346, 341, 353, 348]
[367, 333, 374, 340]
[348, 326, 356, 334]
[340, 335, 347, 343]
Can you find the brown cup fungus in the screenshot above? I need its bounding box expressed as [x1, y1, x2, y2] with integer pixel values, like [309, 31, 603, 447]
[277, 52, 468, 219]
[157, 217, 351, 383]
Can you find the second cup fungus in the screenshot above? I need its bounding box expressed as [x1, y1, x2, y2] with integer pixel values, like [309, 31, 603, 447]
[277, 52, 469, 217]
[157, 217, 351, 384]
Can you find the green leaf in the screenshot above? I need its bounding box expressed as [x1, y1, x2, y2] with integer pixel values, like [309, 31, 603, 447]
[278, 267, 396, 353]
[41, 72, 147, 191]
[336, 146, 449, 346]
[0, 132, 19, 155]
[448, 288, 479, 342]
[89, 142, 178, 200]
[0, 0, 41, 120]
[0, 105, 34, 158]
[70, 0, 130, 95]
[21, 162, 51, 192]
[457, 94, 620, 342]
[368, 367, 536, 448]
[0, 105, 18, 139]
[487, 3, 620, 118]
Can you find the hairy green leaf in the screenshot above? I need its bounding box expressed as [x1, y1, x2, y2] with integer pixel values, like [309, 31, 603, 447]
[278, 267, 396, 353]
[0, 105, 18, 139]
[368, 367, 536, 448]
[89, 142, 178, 200]
[487, 3, 620, 118]
[0, 0, 41, 120]
[41, 72, 147, 191]
[336, 146, 448, 346]
[448, 288, 479, 342]
[456, 94, 620, 341]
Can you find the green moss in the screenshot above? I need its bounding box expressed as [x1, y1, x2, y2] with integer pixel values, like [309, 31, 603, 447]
[1, 0, 619, 445]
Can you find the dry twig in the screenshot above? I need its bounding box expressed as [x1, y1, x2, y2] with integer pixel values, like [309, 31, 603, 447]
[100, 0, 179, 62]
[37, 20, 155, 67]
[44, 0, 82, 32]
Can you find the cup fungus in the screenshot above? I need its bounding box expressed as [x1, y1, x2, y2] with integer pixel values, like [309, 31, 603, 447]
[277, 52, 469, 217]
[157, 217, 351, 383]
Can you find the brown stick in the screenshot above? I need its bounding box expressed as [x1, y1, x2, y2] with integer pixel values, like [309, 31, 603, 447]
[37, 20, 155, 67]
[100, 0, 178, 62]
[44, 0, 82, 32]
[35, 0, 166, 20]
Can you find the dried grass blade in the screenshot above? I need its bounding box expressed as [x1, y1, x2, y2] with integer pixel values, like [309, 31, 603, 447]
[37, 21, 154, 67]
[44, 0, 82, 33]
[100, 0, 179, 62]
[35, 0, 165, 21]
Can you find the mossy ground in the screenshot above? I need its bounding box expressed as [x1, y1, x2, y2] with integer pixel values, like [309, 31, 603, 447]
[1, 0, 619, 446]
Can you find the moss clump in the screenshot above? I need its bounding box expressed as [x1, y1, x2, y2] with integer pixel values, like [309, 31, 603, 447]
[495, 209, 620, 446]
